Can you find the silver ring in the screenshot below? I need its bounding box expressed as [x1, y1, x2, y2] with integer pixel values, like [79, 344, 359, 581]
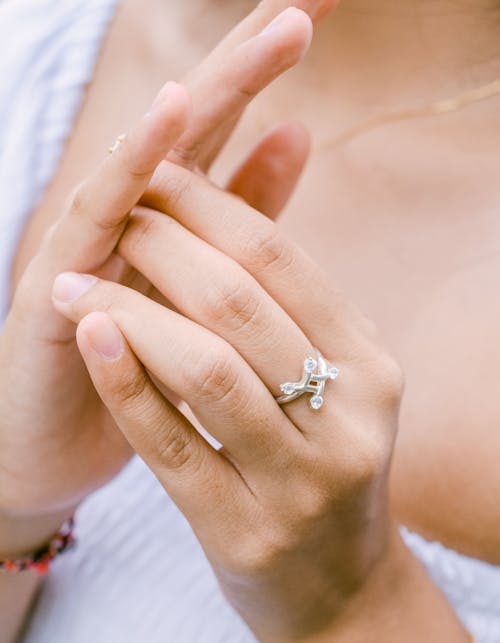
[275, 347, 340, 411]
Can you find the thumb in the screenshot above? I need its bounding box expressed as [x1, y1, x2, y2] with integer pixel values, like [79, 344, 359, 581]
[226, 122, 310, 220]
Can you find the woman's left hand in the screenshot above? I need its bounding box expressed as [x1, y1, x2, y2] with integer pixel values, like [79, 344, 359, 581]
[51, 161, 404, 642]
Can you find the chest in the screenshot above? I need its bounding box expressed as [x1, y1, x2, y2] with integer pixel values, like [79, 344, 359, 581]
[216, 108, 500, 556]
[219, 107, 500, 411]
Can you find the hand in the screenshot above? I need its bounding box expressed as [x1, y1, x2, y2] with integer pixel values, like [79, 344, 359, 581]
[51, 161, 404, 642]
[168, 0, 337, 176]
[0, 2, 325, 554]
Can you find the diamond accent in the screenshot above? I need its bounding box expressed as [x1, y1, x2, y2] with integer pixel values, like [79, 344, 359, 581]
[304, 357, 317, 373]
[328, 366, 340, 380]
[310, 395, 323, 410]
[280, 383, 295, 395]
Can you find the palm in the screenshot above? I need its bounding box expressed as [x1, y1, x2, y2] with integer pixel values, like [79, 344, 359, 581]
[0, 330, 133, 514]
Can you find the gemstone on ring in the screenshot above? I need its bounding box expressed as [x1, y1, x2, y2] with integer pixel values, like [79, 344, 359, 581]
[310, 395, 324, 410]
[280, 383, 296, 395]
[275, 348, 340, 411]
[304, 357, 318, 373]
[328, 366, 340, 380]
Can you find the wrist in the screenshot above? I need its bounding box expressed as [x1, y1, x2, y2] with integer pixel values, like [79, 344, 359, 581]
[263, 520, 469, 643]
[0, 507, 76, 560]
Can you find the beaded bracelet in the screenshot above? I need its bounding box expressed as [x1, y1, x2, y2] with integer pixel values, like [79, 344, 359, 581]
[0, 517, 75, 575]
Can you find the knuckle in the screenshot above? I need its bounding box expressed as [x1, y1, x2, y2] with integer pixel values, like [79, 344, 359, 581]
[358, 343, 405, 410]
[169, 140, 204, 168]
[243, 227, 296, 274]
[121, 213, 158, 259]
[153, 164, 193, 207]
[66, 183, 117, 233]
[283, 490, 330, 533]
[287, 456, 337, 525]
[374, 351, 405, 405]
[66, 183, 88, 219]
[155, 426, 194, 471]
[110, 369, 150, 409]
[119, 136, 153, 181]
[344, 431, 389, 490]
[295, 485, 332, 526]
[202, 277, 261, 332]
[232, 526, 292, 576]
[236, 83, 257, 101]
[190, 349, 240, 406]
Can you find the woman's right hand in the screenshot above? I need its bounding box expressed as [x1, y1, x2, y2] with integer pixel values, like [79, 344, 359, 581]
[0, 1, 335, 555]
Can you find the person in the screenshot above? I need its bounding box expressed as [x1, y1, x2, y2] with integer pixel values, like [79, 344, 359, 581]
[0, 0, 498, 641]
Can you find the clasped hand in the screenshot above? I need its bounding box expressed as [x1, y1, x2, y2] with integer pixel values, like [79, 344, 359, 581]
[53, 156, 403, 641]
[1, 1, 406, 640]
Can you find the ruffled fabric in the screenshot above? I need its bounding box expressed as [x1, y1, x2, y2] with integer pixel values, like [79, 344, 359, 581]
[0, 2, 498, 641]
[402, 527, 500, 642]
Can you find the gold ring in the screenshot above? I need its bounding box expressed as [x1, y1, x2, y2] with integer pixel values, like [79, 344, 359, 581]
[108, 133, 127, 155]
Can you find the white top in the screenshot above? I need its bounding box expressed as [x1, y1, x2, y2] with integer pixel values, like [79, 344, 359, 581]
[1, 1, 499, 642]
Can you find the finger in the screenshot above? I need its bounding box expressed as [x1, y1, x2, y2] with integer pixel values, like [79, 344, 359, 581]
[43, 82, 190, 272]
[170, 7, 312, 170]
[52, 275, 299, 470]
[142, 164, 371, 362]
[172, 0, 340, 169]
[201, 0, 338, 62]
[118, 206, 316, 400]
[75, 311, 245, 530]
[16, 82, 190, 342]
[226, 122, 310, 218]
[179, 0, 338, 169]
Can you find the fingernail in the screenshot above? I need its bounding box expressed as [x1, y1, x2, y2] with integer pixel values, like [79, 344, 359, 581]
[86, 315, 124, 361]
[259, 10, 287, 37]
[53, 272, 97, 304]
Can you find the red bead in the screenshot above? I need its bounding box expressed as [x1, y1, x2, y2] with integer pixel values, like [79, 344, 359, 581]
[0, 516, 75, 575]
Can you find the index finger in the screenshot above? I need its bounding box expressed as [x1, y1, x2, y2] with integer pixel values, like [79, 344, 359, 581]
[205, 0, 338, 60]
[13, 82, 190, 343]
[40, 81, 190, 274]
[171, 7, 313, 170]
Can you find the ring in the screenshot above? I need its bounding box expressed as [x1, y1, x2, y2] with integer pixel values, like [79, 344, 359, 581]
[108, 133, 127, 155]
[275, 348, 340, 411]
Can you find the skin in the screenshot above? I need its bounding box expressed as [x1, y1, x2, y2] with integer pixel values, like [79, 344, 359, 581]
[0, 5, 320, 641]
[50, 162, 467, 642]
[1, 5, 316, 526]
[0, 0, 497, 639]
[13, 0, 500, 560]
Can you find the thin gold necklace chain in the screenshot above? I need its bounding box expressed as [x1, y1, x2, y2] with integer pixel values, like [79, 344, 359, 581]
[319, 78, 500, 148]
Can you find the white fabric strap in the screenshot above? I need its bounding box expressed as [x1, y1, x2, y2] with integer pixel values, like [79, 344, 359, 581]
[0, 0, 117, 324]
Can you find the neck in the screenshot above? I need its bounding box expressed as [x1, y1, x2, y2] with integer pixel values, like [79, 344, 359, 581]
[305, 0, 500, 107]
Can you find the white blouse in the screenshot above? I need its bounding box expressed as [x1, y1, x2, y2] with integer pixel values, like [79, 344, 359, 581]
[1, 1, 499, 641]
